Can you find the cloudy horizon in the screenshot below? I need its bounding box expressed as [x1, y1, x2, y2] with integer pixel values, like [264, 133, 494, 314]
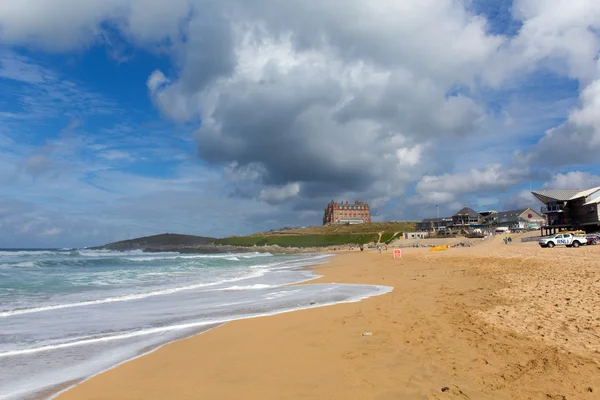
[2, 0, 600, 247]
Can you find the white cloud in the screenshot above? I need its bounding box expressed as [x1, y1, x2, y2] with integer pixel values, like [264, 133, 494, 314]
[98, 150, 134, 161]
[502, 190, 540, 210]
[259, 182, 301, 204]
[42, 227, 62, 236]
[414, 164, 529, 202]
[146, 70, 169, 94]
[0, 52, 52, 83]
[527, 79, 600, 166]
[396, 144, 422, 167]
[542, 171, 600, 190]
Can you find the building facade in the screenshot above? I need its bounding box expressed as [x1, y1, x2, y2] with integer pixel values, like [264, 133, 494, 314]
[415, 206, 545, 234]
[532, 187, 600, 235]
[323, 200, 371, 225]
[452, 207, 484, 227]
[415, 217, 453, 232]
[496, 208, 545, 230]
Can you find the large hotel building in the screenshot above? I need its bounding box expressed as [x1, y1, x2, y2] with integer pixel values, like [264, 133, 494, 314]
[323, 200, 371, 225]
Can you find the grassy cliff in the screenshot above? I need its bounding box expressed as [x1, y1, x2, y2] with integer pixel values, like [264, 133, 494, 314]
[215, 222, 416, 248]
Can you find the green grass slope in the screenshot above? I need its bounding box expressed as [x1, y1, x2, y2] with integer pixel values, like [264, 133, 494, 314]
[215, 221, 416, 248]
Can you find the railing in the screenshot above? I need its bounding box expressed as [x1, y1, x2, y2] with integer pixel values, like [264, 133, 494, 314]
[541, 205, 565, 213]
[545, 218, 573, 227]
[521, 237, 543, 243]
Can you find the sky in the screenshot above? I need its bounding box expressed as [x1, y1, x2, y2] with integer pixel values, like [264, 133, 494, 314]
[2, 0, 600, 247]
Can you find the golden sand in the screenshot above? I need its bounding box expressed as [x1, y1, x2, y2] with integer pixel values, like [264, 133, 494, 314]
[57, 236, 600, 399]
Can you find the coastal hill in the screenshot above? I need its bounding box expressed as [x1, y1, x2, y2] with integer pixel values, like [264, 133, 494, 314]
[97, 233, 217, 251]
[96, 222, 418, 251]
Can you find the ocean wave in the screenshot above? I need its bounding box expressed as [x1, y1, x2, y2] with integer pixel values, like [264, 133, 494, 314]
[2, 261, 39, 268]
[240, 252, 273, 258]
[0, 250, 63, 257]
[0, 270, 267, 317]
[220, 284, 273, 291]
[122, 252, 271, 262]
[0, 284, 393, 359]
[0, 320, 214, 359]
[77, 249, 175, 258]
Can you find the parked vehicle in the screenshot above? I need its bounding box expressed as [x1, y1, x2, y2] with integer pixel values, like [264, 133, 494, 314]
[539, 233, 587, 248]
[586, 235, 598, 245]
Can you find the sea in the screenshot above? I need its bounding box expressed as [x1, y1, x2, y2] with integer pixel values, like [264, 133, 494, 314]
[0, 248, 391, 399]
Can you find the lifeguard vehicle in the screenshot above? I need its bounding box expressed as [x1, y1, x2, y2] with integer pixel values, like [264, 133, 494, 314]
[539, 233, 587, 248]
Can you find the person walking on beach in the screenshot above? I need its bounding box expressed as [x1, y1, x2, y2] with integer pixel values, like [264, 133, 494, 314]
[377, 244, 382, 254]
[503, 237, 508, 245]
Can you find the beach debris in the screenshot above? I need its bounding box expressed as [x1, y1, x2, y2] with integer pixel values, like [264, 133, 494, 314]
[441, 387, 450, 392]
[588, 387, 593, 392]
[362, 332, 373, 336]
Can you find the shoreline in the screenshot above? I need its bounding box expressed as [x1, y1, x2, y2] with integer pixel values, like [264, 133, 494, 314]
[46, 251, 384, 400]
[56, 242, 600, 399]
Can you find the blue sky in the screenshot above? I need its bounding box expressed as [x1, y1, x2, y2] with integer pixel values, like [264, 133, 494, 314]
[1, 0, 600, 247]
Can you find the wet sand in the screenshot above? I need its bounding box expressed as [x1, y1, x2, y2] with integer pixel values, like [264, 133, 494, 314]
[57, 236, 600, 399]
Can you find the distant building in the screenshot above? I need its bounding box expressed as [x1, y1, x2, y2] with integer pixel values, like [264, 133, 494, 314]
[416, 217, 453, 232]
[452, 207, 484, 227]
[479, 210, 498, 226]
[415, 206, 545, 234]
[404, 232, 427, 240]
[323, 200, 371, 225]
[496, 208, 545, 230]
[532, 186, 600, 235]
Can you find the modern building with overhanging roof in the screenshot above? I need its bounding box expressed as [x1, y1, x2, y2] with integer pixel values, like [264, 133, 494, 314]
[532, 186, 600, 235]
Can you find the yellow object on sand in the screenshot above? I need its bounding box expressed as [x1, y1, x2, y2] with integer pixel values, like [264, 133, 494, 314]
[429, 245, 449, 252]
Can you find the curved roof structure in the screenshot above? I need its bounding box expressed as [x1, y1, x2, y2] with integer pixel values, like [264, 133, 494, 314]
[532, 186, 600, 203]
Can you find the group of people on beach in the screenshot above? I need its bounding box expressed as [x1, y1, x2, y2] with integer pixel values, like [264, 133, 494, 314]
[503, 237, 513, 244]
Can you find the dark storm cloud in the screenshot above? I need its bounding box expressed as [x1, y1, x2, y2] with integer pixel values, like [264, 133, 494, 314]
[177, 7, 237, 93]
[196, 72, 377, 189]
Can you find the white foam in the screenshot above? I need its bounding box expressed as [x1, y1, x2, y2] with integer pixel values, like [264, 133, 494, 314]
[221, 284, 272, 291]
[239, 252, 273, 258]
[123, 252, 271, 262]
[0, 271, 267, 317]
[264, 289, 300, 300]
[77, 249, 168, 258]
[0, 261, 38, 269]
[11, 261, 38, 268]
[0, 285, 393, 360]
[0, 250, 61, 257]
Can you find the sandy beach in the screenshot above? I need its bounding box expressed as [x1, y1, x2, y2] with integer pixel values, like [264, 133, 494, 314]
[57, 235, 600, 400]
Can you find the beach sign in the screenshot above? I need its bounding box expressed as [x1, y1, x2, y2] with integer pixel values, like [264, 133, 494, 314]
[393, 249, 402, 258]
